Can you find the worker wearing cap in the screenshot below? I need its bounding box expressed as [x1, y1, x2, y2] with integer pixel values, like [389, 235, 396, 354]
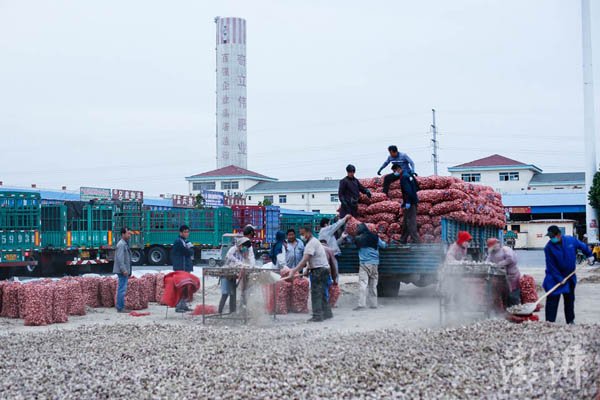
[486, 238, 521, 307]
[446, 231, 472, 263]
[543, 225, 594, 324]
[218, 237, 254, 314]
[338, 164, 372, 218]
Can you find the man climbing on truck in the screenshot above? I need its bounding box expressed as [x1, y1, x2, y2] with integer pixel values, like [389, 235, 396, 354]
[338, 164, 371, 218]
[377, 145, 416, 195]
[398, 165, 420, 244]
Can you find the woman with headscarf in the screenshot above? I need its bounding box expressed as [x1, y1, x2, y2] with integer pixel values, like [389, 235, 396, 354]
[446, 231, 472, 263]
[353, 223, 387, 310]
[486, 237, 521, 306]
[269, 231, 287, 269]
[218, 237, 254, 314]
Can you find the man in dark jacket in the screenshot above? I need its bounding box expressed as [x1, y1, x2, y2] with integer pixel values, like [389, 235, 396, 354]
[171, 225, 194, 312]
[398, 165, 420, 244]
[543, 225, 594, 324]
[172, 225, 194, 273]
[338, 164, 371, 218]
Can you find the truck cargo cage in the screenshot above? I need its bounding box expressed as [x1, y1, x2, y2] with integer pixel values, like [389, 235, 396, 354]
[0, 191, 41, 267]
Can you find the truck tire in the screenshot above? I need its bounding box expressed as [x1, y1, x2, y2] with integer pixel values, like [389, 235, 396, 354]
[131, 249, 145, 266]
[148, 247, 167, 266]
[377, 279, 400, 297]
[208, 258, 217, 267]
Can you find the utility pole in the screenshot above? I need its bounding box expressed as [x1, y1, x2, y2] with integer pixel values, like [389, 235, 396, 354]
[431, 108, 439, 176]
[582, 0, 598, 243]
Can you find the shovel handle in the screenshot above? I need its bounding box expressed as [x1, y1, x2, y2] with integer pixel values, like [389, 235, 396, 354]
[535, 267, 578, 306]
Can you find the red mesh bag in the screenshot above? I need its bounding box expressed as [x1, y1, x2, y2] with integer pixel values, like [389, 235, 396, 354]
[155, 273, 166, 305]
[416, 215, 432, 226]
[376, 221, 389, 234]
[357, 204, 369, 217]
[264, 281, 291, 314]
[421, 234, 436, 243]
[368, 192, 388, 204]
[192, 304, 218, 315]
[388, 223, 401, 234]
[417, 190, 443, 203]
[1, 282, 21, 319]
[366, 200, 401, 215]
[388, 189, 403, 199]
[368, 213, 397, 224]
[81, 277, 101, 308]
[329, 283, 341, 307]
[123, 277, 148, 311]
[430, 201, 463, 216]
[346, 217, 361, 236]
[418, 202, 432, 214]
[415, 176, 436, 190]
[390, 234, 402, 242]
[419, 223, 434, 235]
[519, 275, 540, 311]
[434, 176, 459, 189]
[52, 281, 69, 323]
[359, 177, 383, 189]
[434, 226, 442, 236]
[18, 284, 27, 319]
[23, 283, 53, 326]
[290, 278, 309, 313]
[99, 277, 117, 308]
[64, 278, 86, 316]
[140, 274, 157, 304]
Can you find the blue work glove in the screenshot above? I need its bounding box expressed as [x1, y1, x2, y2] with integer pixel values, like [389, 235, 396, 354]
[405, 203, 411, 209]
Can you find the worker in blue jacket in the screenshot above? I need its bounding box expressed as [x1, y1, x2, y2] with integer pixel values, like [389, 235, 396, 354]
[377, 145, 416, 195]
[398, 165, 420, 244]
[543, 225, 594, 324]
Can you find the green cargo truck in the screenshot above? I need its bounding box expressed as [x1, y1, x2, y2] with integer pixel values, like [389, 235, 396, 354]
[113, 200, 144, 264]
[0, 191, 41, 273]
[143, 207, 233, 266]
[35, 201, 116, 274]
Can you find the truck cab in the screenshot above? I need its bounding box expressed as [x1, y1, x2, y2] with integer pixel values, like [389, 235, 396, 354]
[200, 233, 242, 267]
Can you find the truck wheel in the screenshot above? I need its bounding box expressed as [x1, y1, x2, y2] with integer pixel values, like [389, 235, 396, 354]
[208, 258, 217, 267]
[377, 279, 400, 297]
[148, 247, 167, 266]
[131, 249, 145, 266]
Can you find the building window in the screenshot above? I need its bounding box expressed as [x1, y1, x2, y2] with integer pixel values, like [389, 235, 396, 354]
[278, 195, 287, 204]
[511, 224, 521, 233]
[264, 195, 274, 203]
[330, 194, 339, 202]
[302, 195, 305, 199]
[311, 194, 315, 199]
[248, 196, 251, 200]
[312, 209, 320, 213]
[193, 182, 216, 191]
[461, 173, 481, 182]
[221, 181, 239, 190]
[499, 172, 519, 182]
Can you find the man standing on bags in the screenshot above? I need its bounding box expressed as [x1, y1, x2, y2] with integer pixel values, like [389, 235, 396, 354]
[353, 223, 387, 311]
[113, 227, 132, 313]
[398, 165, 420, 244]
[543, 225, 594, 324]
[286, 225, 333, 322]
[338, 164, 371, 218]
[377, 145, 416, 195]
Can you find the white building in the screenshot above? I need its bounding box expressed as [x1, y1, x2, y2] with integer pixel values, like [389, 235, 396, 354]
[245, 180, 340, 214]
[215, 17, 247, 169]
[185, 165, 276, 197]
[448, 154, 584, 194]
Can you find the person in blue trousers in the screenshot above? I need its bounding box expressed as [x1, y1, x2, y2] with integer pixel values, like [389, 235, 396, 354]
[543, 225, 594, 324]
[113, 227, 132, 313]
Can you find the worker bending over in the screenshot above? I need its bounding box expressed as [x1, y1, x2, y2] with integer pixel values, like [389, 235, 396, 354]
[377, 145, 416, 195]
[486, 238, 521, 307]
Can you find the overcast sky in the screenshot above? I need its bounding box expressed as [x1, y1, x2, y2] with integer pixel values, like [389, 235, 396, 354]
[1, 1, 600, 196]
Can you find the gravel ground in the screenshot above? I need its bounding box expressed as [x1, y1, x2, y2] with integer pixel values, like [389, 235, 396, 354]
[0, 320, 598, 399]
